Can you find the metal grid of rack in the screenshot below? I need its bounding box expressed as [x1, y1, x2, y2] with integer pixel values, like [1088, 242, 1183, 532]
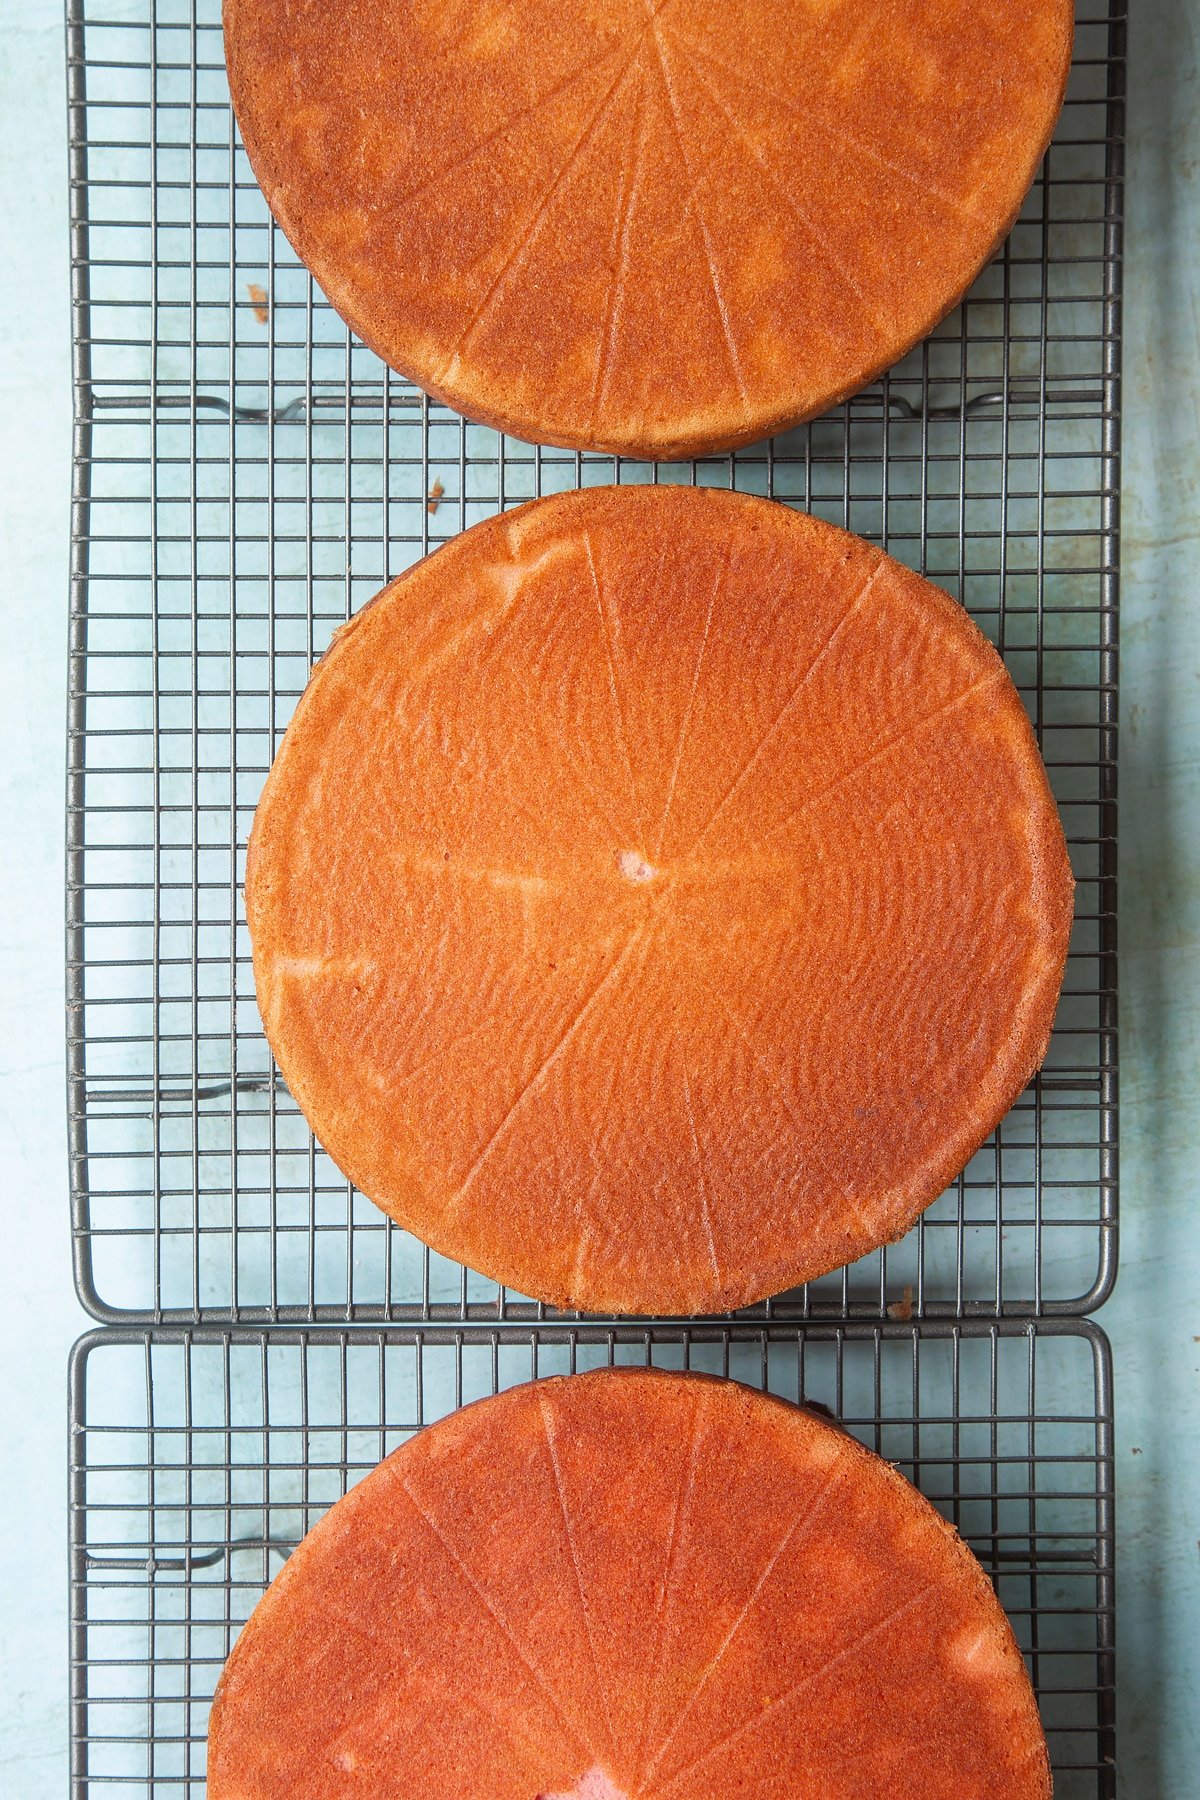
[64, 3, 1125, 1792]
[69, 1322, 1116, 1799]
[67, 0, 1122, 1326]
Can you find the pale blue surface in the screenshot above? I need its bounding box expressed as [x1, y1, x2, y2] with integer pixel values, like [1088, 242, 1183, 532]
[0, 2, 1195, 1795]
[1100, 4, 1200, 1794]
[0, 8, 91, 1797]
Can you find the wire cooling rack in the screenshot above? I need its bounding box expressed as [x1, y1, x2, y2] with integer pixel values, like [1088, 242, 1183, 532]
[68, 1320, 1116, 1799]
[66, 0, 1123, 1323]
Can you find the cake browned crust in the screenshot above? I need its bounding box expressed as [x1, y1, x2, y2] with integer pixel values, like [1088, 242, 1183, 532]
[222, 0, 1075, 458]
[245, 485, 1074, 1316]
[208, 1369, 1053, 1799]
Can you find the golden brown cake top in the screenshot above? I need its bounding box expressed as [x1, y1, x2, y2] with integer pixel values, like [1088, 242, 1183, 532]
[246, 486, 1073, 1316]
[223, 0, 1074, 457]
[208, 1368, 1052, 1799]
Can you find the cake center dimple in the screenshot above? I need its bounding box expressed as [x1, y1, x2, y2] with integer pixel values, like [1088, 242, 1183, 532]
[617, 850, 656, 884]
[538, 1770, 631, 1800]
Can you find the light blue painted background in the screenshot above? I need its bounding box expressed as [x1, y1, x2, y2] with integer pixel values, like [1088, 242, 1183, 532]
[1103, 3, 1200, 1792]
[0, 2, 1195, 1794]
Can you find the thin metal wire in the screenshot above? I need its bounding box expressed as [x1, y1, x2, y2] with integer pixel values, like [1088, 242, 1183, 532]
[66, 0, 1122, 1326]
[68, 1321, 1116, 1799]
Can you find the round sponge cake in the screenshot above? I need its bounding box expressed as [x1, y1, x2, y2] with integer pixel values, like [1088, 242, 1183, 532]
[245, 486, 1073, 1315]
[208, 1368, 1052, 1799]
[223, 0, 1074, 458]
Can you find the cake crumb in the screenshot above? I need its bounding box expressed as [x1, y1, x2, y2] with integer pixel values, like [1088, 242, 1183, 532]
[246, 282, 269, 324]
[886, 1284, 915, 1322]
[427, 478, 445, 515]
